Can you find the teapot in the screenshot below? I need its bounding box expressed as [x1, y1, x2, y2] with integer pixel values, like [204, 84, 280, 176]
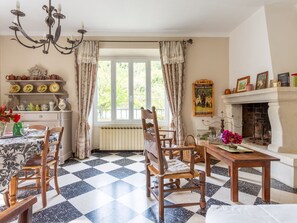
[26, 103, 35, 111]
[17, 104, 26, 111]
[41, 104, 49, 111]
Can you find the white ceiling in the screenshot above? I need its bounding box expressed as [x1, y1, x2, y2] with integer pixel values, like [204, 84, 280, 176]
[0, 0, 296, 37]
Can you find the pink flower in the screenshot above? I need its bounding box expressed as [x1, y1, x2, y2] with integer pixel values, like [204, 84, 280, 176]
[221, 130, 242, 144]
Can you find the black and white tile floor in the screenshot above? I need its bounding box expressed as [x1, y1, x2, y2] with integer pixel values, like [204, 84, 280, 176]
[2, 151, 297, 223]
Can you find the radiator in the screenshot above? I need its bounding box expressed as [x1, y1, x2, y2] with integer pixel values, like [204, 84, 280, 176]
[99, 126, 144, 151]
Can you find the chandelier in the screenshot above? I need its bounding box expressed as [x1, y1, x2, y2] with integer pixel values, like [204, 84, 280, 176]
[9, 0, 87, 55]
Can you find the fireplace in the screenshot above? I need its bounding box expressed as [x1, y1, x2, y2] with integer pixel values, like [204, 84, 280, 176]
[242, 103, 271, 146]
[222, 88, 297, 188]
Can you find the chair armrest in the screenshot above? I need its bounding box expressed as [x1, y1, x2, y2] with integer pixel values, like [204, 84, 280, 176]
[0, 196, 37, 223]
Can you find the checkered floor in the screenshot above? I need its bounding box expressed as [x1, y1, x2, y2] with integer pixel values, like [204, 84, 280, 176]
[2, 151, 297, 223]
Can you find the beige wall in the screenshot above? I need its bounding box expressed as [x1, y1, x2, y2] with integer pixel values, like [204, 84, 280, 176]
[229, 7, 273, 89]
[0, 36, 229, 149]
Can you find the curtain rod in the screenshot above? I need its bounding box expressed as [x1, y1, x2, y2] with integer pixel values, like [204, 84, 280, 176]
[98, 38, 193, 44]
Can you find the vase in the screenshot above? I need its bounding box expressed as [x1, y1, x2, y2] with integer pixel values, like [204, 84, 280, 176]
[0, 122, 7, 137]
[13, 122, 23, 136]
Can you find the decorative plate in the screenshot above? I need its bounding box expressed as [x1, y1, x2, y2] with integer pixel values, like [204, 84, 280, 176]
[9, 84, 21, 93]
[37, 84, 47, 93]
[49, 82, 60, 93]
[23, 84, 34, 93]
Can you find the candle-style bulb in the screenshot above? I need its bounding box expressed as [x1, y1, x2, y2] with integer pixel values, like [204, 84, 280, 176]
[43, 32, 46, 40]
[58, 4, 61, 13]
[16, 0, 20, 10]
[81, 22, 84, 29]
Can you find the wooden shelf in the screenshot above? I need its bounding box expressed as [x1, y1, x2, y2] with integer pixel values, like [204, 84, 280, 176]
[6, 80, 65, 83]
[6, 93, 67, 96]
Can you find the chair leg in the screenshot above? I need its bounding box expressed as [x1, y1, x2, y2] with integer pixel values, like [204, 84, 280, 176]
[146, 166, 150, 197]
[199, 172, 206, 213]
[158, 176, 164, 220]
[46, 167, 50, 191]
[41, 168, 47, 208]
[53, 163, 60, 195]
[3, 191, 10, 207]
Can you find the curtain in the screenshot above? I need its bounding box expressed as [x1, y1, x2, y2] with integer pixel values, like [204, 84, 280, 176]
[75, 41, 99, 159]
[159, 41, 186, 144]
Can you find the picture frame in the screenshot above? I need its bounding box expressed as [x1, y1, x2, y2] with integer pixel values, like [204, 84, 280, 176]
[236, 76, 250, 93]
[192, 79, 214, 116]
[256, 71, 268, 90]
[277, 72, 290, 87]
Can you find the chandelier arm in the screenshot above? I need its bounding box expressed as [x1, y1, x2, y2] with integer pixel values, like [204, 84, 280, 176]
[43, 41, 51, 54]
[52, 42, 73, 55]
[12, 21, 38, 44]
[53, 33, 84, 51]
[14, 31, 46, 49]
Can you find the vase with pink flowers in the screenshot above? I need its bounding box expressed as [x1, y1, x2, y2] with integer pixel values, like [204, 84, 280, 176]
[221, 130, 243, 149]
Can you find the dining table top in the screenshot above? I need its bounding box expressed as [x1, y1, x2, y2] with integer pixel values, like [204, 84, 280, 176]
[0, 134, 45, 193]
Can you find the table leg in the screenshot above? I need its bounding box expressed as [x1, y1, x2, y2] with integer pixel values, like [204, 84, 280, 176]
[262, 161, 271, 202]
[205, 149, 211, 176]
[8, 175, 18, 206]
[230, 164, 238, 202]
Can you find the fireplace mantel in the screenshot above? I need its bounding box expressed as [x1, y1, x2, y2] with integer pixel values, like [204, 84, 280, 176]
[222, 87, 297, 187]
[222, 87, 297, 105]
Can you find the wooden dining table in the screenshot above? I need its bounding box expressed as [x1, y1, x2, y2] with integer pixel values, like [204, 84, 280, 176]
[0, 133, 45, 205]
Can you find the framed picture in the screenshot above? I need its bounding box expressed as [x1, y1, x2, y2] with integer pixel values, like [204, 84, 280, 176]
[192, 79, 214, 116]
[277, 72, 290, 87]
[256, 71, 268, 90]
[236, 76, 250, 93]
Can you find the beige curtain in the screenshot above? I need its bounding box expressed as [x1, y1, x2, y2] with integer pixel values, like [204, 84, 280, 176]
[159, 41, 186, 144]
[75, 41, 99, 159]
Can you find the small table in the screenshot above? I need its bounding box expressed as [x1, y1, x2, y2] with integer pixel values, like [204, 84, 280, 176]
[204, 144, 280, 202]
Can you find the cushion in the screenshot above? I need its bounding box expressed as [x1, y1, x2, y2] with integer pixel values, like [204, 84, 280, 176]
[206, 204, 297, 223]
[165, 158, 190, 174]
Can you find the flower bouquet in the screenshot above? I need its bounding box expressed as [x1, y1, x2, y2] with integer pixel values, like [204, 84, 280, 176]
[221, 130, 242, 149]
[0, 105, 21, 136]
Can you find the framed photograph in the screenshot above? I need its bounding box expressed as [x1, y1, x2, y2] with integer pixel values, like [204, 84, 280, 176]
[236, 76, 250, 93]
[256, 71, 268, 90]
[192, 79, 214, 116]
[277, 72, 290, 87]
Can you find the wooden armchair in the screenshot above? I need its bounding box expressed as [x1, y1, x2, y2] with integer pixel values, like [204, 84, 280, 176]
[0, 196, 37, 223]
[141, 107, 206, 220]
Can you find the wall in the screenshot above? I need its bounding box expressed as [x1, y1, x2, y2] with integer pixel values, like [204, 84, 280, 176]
[229, 7, 273, 89]
[0, 36, 229, 150]
[265, 3, 297, 76]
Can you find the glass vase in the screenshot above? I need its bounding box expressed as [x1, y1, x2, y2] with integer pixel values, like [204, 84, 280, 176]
[13, 122, 23, 136]
[0, 122, 7, 137]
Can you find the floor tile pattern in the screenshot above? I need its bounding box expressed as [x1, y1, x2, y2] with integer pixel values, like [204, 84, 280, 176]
[2, 151, 297, 223]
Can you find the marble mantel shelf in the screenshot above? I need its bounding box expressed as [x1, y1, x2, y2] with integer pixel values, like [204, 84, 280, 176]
[222, 87, 297, 104]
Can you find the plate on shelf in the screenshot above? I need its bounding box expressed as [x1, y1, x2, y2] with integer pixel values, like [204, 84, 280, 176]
[37, 84, 47, 93]
[23, 84, 34, 93]
[49, 82, 60, 93]
[9, 84, 21, 93]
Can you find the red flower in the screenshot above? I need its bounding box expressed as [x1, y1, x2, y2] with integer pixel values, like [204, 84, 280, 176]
[0, 104, 20, 123]
[221, 130, 242, 144]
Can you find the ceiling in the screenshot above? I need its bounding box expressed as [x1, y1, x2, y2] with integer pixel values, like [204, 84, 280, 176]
[0, 0, 296, 37]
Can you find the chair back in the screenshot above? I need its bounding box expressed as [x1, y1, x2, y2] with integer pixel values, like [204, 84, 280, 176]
[28, 125, 47, 131]
[141, 107, 165, 174]
[48, 127, 64, 161]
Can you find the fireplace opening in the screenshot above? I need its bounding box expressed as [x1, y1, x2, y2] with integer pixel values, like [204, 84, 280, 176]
[242, 103, 271, 146]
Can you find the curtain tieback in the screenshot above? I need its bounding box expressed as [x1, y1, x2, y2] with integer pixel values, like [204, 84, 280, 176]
[80, 119, 90, 130]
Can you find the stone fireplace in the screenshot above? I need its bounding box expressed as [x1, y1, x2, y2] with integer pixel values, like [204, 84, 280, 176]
[222, 88, 297, 188]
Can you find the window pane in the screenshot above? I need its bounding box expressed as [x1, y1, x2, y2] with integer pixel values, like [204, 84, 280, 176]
[133, 62, 146, 119]
[116, 62, 129, 120]
[151, 61, 165, 120]
[97, 61, 111, 121]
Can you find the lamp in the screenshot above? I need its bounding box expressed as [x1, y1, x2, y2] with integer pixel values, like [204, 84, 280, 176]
[9, 0, 87, 55]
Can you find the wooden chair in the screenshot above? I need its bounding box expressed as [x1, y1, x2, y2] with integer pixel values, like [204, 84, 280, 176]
[0, 196, 37, 223]
[183, 134, 205, 163]
[141, 107, 206, 220]
[13, 126, 64, 208]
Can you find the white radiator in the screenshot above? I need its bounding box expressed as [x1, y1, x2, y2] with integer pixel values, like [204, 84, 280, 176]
[99, 126, 144, 151]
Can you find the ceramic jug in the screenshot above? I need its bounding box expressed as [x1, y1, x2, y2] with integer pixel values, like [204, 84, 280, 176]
[49, 101, 55, 111]
[58, 98, 66, 111]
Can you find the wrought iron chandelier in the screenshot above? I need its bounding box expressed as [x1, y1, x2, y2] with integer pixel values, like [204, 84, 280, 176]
[9, 0, 87, 55]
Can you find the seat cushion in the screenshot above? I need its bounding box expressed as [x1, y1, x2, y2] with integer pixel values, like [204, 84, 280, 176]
[165, 159, 190, 174]
[206, 205, 297, 223]
[24, 155, 55, 166]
